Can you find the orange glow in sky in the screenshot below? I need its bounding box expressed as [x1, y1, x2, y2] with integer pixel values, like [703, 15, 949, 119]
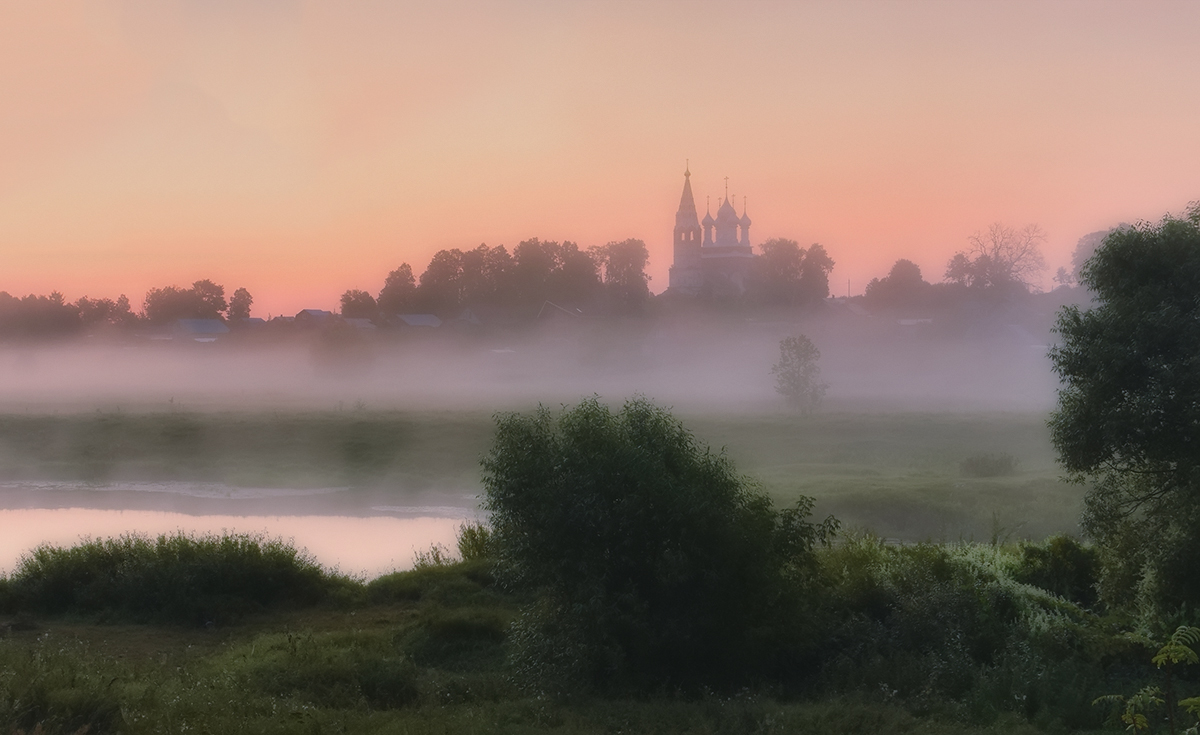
[3, 1, 1199, 315]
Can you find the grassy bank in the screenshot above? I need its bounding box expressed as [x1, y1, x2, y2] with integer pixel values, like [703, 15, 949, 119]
[0, 535, 1124, 735]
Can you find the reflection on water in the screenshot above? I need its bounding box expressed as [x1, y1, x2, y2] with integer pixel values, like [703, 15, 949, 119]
[0, 508, 465, 578]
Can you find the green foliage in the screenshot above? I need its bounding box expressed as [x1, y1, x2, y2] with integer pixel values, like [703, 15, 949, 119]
[1012, 535, 1099, 608]
[960, 452, 1017, 477]
[816, 537, 1111, 728]
[456, 521, 494, 562]
[772, 334, 827, 412]
[4, 532, 346, 624]
[0, 635, 126, 734]
[481, 396, 835, 691]
[1095, 626, 1200, 733]
[1049, 203, 1200, 614]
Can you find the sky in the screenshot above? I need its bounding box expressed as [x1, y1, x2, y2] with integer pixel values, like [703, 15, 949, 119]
[2, 1, 1199, 317]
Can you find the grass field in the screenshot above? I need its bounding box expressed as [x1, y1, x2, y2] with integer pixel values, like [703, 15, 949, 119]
[0, 407, 1079, 543]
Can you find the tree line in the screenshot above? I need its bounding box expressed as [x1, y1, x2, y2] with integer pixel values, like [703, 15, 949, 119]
[0, 280, 254, 338]
[0, 219, 1085, 339]
[341, 237, 652, 321]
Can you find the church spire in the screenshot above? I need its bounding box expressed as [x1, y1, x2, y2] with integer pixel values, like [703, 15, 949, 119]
[677, 164, 697, 216]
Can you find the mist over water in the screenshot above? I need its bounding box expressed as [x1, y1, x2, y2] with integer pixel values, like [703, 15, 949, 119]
[0, 311, 1057, 414]
[0, 307, 1066, 572]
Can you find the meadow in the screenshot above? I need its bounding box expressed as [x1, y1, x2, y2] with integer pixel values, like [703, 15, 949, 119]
[0, 408, 1078, 540]
[0, 408, 1112, 734]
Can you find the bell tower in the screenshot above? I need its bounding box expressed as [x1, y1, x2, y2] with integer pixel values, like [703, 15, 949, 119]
[673, 164, 702, 256]
[668, 163, 704, 294]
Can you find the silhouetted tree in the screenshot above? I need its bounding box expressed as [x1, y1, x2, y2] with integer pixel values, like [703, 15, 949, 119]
[549, 241, 601, 306]
[142, 280, 229, 324]
[227, 288, 253, 321]
[460, 244, 516, 306]
[0, 292, 81, 338]
[339, 289, 378, 319]
[415, 249, 465, 315]
[864, 259, 930, 308]
[592, 239, 648, 309]
[190, 280, 228, 319]
[378, 263, 417, 316]
[76, 295, 137, 329]
[512, 239, 556, 305]
[753, 238, 804, 303]
[799, 243, 835, 303]
[751, 239, 835, 305]
[1052, 266, 1076, 289]
[944, 223, 1047, 292]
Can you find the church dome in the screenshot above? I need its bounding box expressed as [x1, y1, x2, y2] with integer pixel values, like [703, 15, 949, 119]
[702, 209, 715, 226]
[716, 197, 739, 223]
[739, 211, 752, 227]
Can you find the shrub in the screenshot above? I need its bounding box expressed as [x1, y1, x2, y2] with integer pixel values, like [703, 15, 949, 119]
[5, 532, 346, 624]
[816, 537, 1111, 726]
[960, 452, 1017, 477]
[1013, 535, 1099, 608]
[456, 521, 494, 562]
[481, 396, 836, 691]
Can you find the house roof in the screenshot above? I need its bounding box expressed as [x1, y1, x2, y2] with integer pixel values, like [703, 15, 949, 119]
[295, 309, 335, 320]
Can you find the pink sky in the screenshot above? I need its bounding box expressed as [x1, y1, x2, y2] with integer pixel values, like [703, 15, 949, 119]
[2, 1, 1199, 316]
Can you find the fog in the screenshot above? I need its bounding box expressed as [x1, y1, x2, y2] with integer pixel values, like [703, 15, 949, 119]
[0, 308, 1058, 414]
[0, 306, 1067, 572]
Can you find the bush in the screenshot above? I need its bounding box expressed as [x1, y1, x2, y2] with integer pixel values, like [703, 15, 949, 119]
[456, 521, 494, 562]
[5, 532, 347, 624]
[1013, 535, 1099, 609]
[960, 452, 1017, 477]
[481, 396, 836, 691]
[816, 538, 1109, 727]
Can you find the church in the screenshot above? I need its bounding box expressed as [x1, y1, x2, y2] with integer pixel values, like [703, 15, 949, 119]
[667, 166, 755, 297]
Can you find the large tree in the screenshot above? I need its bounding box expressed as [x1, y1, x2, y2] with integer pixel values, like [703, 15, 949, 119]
[752, 239, 835, 305]
[593, 238, 649, 309]
[339, 289, 378, 319]
[143, 280, 228, 324]
[945, 223, 1047, 292]
[1048, 204, 1200, 614]
[227, 288, 253, 321]
[864, 258, 929, 309]
[378, 263, 417, 315]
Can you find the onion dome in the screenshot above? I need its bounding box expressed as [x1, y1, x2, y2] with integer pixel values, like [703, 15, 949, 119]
[739, 198, 752, 227]
[702, 198, 715, 226]
[716, 196, 739, 224]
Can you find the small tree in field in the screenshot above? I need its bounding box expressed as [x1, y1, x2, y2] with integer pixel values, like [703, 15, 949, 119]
[772, 334, 827, 412]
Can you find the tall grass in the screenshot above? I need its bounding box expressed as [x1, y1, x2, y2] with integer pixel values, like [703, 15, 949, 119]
[2, 532, 354, 624]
